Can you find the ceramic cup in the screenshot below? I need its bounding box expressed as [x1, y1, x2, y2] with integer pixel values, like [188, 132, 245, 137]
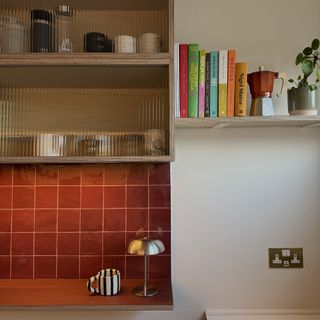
[145, 129, 166, 156]
[87, 269, 121, 296]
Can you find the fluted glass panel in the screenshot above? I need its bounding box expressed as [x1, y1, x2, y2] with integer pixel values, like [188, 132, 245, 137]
[0, 0, 169, 54]
[0, 66, 169, 158]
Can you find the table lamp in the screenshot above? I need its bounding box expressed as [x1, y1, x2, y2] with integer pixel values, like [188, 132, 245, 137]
[128, 237, 165, 297]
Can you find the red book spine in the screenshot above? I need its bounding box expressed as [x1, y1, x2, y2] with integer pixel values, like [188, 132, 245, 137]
[227, 49, 236, 117]
[179, 44, 188, 118]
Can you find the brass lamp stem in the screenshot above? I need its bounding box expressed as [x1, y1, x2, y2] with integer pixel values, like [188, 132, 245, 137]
[144, 254, 148, 296]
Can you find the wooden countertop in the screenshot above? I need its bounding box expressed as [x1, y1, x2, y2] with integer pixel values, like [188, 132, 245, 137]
[0, 279, 173, 311]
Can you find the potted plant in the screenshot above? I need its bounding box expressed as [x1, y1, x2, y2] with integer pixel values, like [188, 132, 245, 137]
[288, 38, 320, 115]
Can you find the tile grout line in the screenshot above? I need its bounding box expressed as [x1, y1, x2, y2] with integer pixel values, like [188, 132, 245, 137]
[56, 166, 60, 279]
[147, 165, 150, 281]
[79, 166, 83, 279]
[33, 166, 36, 279]
[9, 165, 13, 279]
[124, 165, 128, 279]
[101, 165, 105, 270]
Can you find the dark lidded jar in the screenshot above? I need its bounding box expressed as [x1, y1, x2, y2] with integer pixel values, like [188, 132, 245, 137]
[31, 9, 52, 53]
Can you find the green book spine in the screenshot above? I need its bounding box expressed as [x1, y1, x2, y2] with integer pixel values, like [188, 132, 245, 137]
[210, 51, 219, 117]
[188, 43, 199, 118]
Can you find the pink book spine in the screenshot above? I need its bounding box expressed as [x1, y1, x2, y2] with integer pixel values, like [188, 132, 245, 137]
[198, 50, 206, 118]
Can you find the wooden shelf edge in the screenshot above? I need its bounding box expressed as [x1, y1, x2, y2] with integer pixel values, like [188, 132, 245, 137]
[0, 279, 173, 311]
[175, 116, 320, 129]
[0, 53, 171, 66]
[0, 304, 174, 311]
[0, 156, 172, 164]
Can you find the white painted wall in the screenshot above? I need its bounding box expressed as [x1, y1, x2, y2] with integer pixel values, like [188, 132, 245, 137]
[3, 0, 320, 319]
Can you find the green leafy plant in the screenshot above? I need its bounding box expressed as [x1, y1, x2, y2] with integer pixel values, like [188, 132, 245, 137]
[288, 38, 320, 91]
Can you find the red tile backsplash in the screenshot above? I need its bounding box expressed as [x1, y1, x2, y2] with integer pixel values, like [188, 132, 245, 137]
[0, 164, 171, 280]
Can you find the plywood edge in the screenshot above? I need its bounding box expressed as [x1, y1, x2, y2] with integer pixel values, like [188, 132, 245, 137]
[0, 53, 171, 66]
[175, 116, 320, 129]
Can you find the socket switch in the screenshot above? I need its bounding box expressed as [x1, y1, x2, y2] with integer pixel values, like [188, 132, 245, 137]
[269, 248, 303, 269]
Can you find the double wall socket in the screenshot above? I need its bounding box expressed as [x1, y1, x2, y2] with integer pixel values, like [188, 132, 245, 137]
[269, 248, 303, 268]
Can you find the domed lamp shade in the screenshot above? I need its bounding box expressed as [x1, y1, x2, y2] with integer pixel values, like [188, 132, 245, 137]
[128, 237, 165, 297]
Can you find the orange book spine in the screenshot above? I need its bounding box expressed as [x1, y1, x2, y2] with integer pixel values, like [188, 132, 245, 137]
[227, 50, 236, 117]
[234, 63, 248, 117]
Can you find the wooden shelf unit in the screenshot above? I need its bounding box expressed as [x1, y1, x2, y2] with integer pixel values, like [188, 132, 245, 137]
[0, 279, 173, 311]
[175, 116, 320, 129]
[0, 0, 175, 163]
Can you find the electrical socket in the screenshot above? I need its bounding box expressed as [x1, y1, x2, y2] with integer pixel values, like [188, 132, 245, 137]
[269, 248, 303, 269]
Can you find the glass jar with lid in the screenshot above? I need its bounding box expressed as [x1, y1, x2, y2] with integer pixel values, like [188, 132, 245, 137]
[0, 16, 25, 53]
[56, 5, 73, 53]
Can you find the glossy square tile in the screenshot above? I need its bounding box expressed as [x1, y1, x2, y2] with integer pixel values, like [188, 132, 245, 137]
[11, 256, 33, 279]
[103, 232, 125, 255]
[80, 233, 102, 255]
[81, 186, 103, 209]
[104, 209, 125, 231]
[127, 186, 148, 208]
[12, 233, 33, 255]
[104, 186, 125, 208]
[81, 209, 103, 232]
[35, 186, 57, 208]
[149, 163, 170, 185]
[149, 209, 171, 231]
[0, 210, 11, 232]
[82, 165, 104, 185]
[126, 256, 144, 279]
[0, 187, 12, 209]
[149, 186, 171, 208]
[13, 186, 34, 209]
[127, 164, 148, 185]
[103, 256, 125, 277]
[58, 186, 80, 208]
[12, 209, 34, 232]
[0, 165, 12, 185]
[104, 164, 126, 185]
[35, 209, 57, 232]
[0, 233, 11, 255]
[80, 256, 102, 279]
[149, 255, 171, 279]
[36, 165, 58, 185]
[127, 209, 148, 232]
[59, 166, 81, 185]
[35, 233, 56, 255]
[57, 256, 79, 279]
[34, 256, 56, 279]
[58, 233, 79, 255]
[58, 209, 80, 232]
[13, 165, 35, 185]
[0, 256, 10, 278]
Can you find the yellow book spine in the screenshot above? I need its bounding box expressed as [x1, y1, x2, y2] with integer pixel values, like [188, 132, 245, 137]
[218, 84, 228, 117]
[234, 63, 248, 117]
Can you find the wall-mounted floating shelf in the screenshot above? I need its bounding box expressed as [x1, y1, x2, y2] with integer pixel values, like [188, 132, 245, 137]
[175, 116, 320, 129]
[0, 279, 173, 311]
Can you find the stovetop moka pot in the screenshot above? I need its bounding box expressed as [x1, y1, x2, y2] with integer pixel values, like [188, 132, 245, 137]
[247, 66, 286, 116]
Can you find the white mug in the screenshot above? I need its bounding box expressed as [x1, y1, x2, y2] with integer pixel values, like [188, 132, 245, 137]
[87, 269, 121, 296]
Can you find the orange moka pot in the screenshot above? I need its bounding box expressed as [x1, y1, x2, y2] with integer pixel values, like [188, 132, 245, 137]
[247, 66, 286, 116]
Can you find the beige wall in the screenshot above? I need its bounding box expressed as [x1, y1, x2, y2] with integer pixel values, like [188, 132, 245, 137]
[4, 0, 320, 319]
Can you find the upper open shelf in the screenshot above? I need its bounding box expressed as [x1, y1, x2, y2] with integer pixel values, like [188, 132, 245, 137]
[0, 53, 171, 66]
[175, 116, 320, 129]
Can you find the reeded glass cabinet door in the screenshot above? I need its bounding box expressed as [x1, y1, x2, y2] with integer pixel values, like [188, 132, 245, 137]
[0, 66, 171, 160]
[0, 0, 173, 162]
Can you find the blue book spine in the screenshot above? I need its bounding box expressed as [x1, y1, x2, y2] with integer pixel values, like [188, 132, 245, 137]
[210, 51, 219, 117]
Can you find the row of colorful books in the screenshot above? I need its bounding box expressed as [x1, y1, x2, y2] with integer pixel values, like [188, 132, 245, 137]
[174, 43, 248, 118]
